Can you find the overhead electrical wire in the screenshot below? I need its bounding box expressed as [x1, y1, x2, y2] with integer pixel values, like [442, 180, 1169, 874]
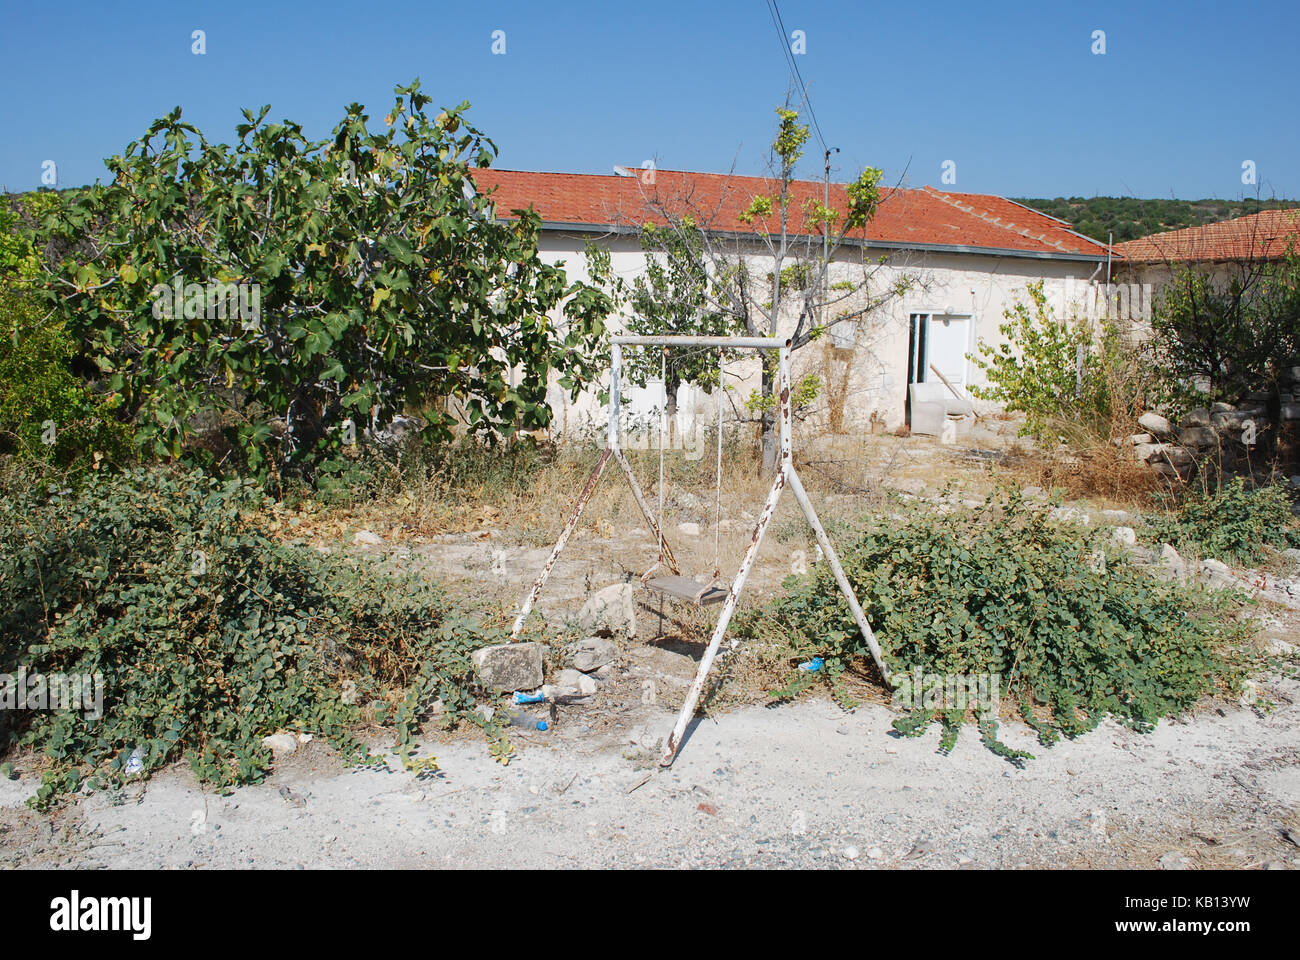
[764, 0, 829, 155]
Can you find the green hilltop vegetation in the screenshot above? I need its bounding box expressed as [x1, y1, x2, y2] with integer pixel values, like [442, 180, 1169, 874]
[1012, 196, 1300, 244]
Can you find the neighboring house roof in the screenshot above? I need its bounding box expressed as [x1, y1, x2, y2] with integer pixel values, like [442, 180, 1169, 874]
[1114, 208, 1300, 263]
[471, 168, 1111, 261]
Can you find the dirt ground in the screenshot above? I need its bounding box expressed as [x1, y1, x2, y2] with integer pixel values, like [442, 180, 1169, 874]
[2, 424, 1298, 869]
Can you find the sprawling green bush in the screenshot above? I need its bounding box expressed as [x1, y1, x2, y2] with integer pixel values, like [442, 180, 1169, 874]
[738, 491, 1251, 762]
[1143, 477, 1298, 564]
[0, 465, 508, 806]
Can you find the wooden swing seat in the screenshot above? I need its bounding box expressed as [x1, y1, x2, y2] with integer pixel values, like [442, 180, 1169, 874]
[644, 575, 728, 606]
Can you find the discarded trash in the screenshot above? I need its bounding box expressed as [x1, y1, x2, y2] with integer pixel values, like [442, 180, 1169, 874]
[513, 690, 547, 705]
[798, 657, 824, 673]
[502, 707, 549, 732]
[125, 746, 144, 775]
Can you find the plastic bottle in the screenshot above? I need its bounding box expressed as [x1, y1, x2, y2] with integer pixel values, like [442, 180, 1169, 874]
[125, 746, 145, 774]
[502, 707, 549, 731]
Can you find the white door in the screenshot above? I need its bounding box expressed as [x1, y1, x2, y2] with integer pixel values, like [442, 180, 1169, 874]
[925, 314, 970, 389]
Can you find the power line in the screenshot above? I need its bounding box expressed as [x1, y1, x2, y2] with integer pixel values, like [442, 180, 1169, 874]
[764, 0, 829, 155]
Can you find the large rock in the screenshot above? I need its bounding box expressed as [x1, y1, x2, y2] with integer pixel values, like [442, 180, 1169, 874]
[578, 584, 637, 639]
[1138, 412, 1174, 437]
[1211, 406, 1266, 431]
[1159, 543, 1186, 578]
[1200, 558, 1235, 588]
[571, 636, 618, 673]
[1177, 426, 1218, 448]
[472, 642, 544, 692]
[1183, 408, 1212, 428]
[1156, 462, 1193, 481]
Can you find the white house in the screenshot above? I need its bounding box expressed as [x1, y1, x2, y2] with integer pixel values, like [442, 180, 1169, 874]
[472, 167, 1113, 436]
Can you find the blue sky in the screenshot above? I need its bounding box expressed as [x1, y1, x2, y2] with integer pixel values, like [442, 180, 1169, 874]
[2, 0, 1296, 199]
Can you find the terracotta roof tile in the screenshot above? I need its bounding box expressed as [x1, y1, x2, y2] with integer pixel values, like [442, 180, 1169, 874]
[1114, 209, 1300, 263]
[470, 168, 1110, 259]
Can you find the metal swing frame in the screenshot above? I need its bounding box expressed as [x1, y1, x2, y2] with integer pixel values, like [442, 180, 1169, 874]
[509, 334, 891, 766]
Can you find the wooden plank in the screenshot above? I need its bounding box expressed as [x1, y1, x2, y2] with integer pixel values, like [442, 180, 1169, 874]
[644, 575, 727, 606]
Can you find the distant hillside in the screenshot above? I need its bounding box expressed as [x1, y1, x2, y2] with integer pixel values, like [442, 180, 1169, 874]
[1010, 196, 1300, 245]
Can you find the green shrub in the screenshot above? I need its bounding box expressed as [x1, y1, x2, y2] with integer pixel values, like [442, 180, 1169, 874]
[970, 281, 1151, 447]
[1143, 478, 1298, 564]
[0, 465, 509, 807]
[738, 491, 1251, 762]
[0, 286, 132, 473]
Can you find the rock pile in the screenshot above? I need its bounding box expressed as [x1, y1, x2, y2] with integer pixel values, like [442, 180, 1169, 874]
[1121, 398, 1291, 480]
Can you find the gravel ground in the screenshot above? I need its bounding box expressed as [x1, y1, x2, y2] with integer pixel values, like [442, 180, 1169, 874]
[2, 667, 1297, 870]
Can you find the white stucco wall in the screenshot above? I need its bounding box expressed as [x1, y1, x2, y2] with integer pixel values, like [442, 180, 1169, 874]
[529, 229, 1107, 438]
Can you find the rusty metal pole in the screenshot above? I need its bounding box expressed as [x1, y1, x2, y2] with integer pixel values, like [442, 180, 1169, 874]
[510, 447, 612, 638]
[612, 447, 680, 575]
[785, 467, 890, 683]
[660, 344, 793, 765]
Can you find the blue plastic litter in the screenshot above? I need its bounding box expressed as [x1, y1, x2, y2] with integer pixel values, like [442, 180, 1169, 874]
[513, 690, 547, 705]
[798, 657, 824, 673]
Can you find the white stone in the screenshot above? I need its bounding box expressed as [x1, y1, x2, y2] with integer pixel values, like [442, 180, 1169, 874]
[571, 636, 618, 673]
[261, 733, 298, 758]
[555, 668, 598, 697]
[677, 522, 702, 537]
[353, 530, 384, 546]
[578, 583, 637, 639]
[1159, 543, 1185, 576]
[1240, 679, 1258, 706]
[1201, 558, 1233, 582]
[472, 642, 544, 692]
[1049, 506, 1090, 525]
[843, 845, 861, 861]
[1138, 412, 1174, 436]
[1112, 526, 1137, 546]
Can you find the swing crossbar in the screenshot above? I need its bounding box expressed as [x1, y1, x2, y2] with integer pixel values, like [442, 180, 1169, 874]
[644, 575, 728, 606]
[611, 335, 784, 349]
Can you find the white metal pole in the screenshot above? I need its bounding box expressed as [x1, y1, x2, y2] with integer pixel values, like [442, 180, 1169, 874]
[609, 341, 622, 450]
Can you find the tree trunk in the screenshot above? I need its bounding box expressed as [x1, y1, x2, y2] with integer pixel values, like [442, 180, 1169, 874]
[666, 376, 679, 449]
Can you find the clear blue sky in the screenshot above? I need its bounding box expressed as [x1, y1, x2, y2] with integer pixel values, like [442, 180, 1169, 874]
[2, 0, 1296, 200]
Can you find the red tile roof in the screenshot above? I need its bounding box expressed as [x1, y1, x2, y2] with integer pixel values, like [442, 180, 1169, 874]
[470, 168, 1110, 259]
[1114, 209, 1300, 263]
